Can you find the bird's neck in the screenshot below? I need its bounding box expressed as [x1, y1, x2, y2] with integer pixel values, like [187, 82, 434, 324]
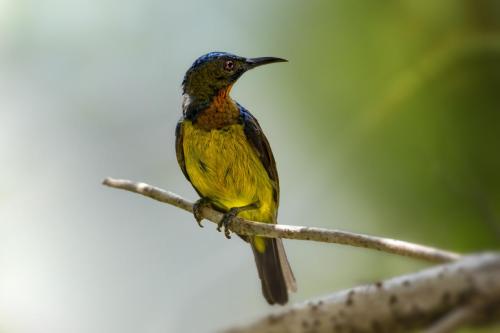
[182, 86, 240, 130]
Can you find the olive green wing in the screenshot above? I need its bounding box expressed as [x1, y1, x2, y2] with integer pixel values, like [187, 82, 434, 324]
[175, 119, 191, 182]
[239, 105, 280, 206]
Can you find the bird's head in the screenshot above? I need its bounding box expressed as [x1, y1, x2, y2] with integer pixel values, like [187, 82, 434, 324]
[182, 52, 287, 104]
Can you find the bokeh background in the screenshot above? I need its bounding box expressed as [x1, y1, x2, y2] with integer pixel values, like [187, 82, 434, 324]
[1, 1, 500, 332]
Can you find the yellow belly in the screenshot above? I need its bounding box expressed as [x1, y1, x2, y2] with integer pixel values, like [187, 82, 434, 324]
[182, 120, 276, 223]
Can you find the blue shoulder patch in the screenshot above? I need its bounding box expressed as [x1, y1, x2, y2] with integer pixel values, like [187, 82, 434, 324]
[237, 102, 250, 121]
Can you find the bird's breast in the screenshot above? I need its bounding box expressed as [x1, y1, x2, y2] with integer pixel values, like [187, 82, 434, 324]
[181, 120, 275, 221]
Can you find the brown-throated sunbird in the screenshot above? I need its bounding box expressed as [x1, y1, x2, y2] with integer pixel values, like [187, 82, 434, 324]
[175, 52, 296, 305]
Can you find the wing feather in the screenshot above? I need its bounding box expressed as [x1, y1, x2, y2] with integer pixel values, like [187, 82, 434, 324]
[175, 119, 191, 182]
[239, 105, 280, 206]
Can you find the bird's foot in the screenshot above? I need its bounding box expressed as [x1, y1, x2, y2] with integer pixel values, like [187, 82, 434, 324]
[217, 202, 260, 239]
[192, 197, 213, 228]
[217, 209, 238, 239]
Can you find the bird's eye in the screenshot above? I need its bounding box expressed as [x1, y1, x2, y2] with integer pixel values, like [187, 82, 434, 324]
[223, 60, 235, 71]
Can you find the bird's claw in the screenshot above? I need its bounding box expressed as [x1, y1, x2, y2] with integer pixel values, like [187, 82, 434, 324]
[193, 198, 212, 228]
[217, 211, 236, 239]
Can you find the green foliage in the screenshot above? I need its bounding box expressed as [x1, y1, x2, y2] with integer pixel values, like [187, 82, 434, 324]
[279, 0, 500, 252]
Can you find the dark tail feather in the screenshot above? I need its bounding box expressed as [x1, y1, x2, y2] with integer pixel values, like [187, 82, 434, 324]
[251, 237, 296, 305]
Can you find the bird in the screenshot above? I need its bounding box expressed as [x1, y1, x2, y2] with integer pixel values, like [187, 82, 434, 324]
[175, 52, 296, 305]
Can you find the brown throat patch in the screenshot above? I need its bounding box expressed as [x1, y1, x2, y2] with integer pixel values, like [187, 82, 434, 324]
[194, 85, 240, 130]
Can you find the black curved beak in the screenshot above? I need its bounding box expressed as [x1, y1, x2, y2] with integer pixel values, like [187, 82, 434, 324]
[245, 57, 288, 70]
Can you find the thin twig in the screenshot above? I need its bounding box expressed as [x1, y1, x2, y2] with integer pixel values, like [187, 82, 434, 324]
[102, 177, 461, 263]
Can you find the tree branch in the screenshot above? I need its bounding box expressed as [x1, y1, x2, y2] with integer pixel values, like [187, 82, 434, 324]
[425, 301, 487, 333]
[102, 177, 461, 263]
[224, 253, 500, 333]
